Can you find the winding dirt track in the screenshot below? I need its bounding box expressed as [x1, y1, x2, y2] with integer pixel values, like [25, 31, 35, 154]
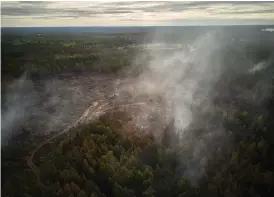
[25, 73, 171, 182]
[26, 96, 149, 182]
[27, 100, 104, 180]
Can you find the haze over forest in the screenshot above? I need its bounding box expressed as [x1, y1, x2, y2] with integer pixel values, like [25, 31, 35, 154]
[1, 1, 274, 197]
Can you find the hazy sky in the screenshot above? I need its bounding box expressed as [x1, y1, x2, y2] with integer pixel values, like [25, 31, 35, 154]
[2, 1, 274, 27]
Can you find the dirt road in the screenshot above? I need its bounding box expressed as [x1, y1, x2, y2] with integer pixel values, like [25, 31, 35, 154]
[25, 73, 171, 182]
[26, 93, 152, 181]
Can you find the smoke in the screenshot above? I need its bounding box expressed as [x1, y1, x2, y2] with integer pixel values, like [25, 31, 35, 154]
[111, 30, 225, 183]
[116, 28, 273, 184]
[1, 73, 38, 143]
[2, 26, 273, 184]
[261, 28, 274, 32]
[1, 74, 111, 145]
[118, 30, 225, 129]
[248, 61, 268, 73]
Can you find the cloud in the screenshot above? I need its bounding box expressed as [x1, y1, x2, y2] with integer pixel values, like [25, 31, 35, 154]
[1, 1, 274, 26]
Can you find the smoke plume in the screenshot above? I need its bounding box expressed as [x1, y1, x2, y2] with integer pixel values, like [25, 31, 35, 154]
[1, 73, 111, 145]
[117, 28, 273, 184]
[2, 26, 273, 184]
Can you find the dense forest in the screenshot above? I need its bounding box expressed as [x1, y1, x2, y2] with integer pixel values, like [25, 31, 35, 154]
[1, 32, 147, 80]
[2, 106, 274, 197]
[2, 28, 274, 197]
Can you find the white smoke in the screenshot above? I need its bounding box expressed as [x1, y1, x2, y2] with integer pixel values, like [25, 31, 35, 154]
[120, 29, 274, 184]
[248, 61, 268, 73]
[119, 31, 225, 129]
[115, 30, 232, 184]
[2, 27, 272, 184]
[1, 73, 38, 143]
[1, 74, 110, 145]
[261, 28, 274, 32]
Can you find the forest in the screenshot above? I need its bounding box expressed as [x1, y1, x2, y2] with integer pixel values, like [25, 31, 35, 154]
[2, 27, 274, 197]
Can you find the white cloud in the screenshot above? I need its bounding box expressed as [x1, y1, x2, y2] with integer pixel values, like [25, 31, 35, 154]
[1, 1, 274, 26]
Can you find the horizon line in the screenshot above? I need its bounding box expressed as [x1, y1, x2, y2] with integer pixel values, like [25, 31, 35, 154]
[2, 24, 274, 28]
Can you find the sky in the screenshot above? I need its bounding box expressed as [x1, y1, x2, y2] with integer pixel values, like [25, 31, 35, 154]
[1, 1, 274, 27]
